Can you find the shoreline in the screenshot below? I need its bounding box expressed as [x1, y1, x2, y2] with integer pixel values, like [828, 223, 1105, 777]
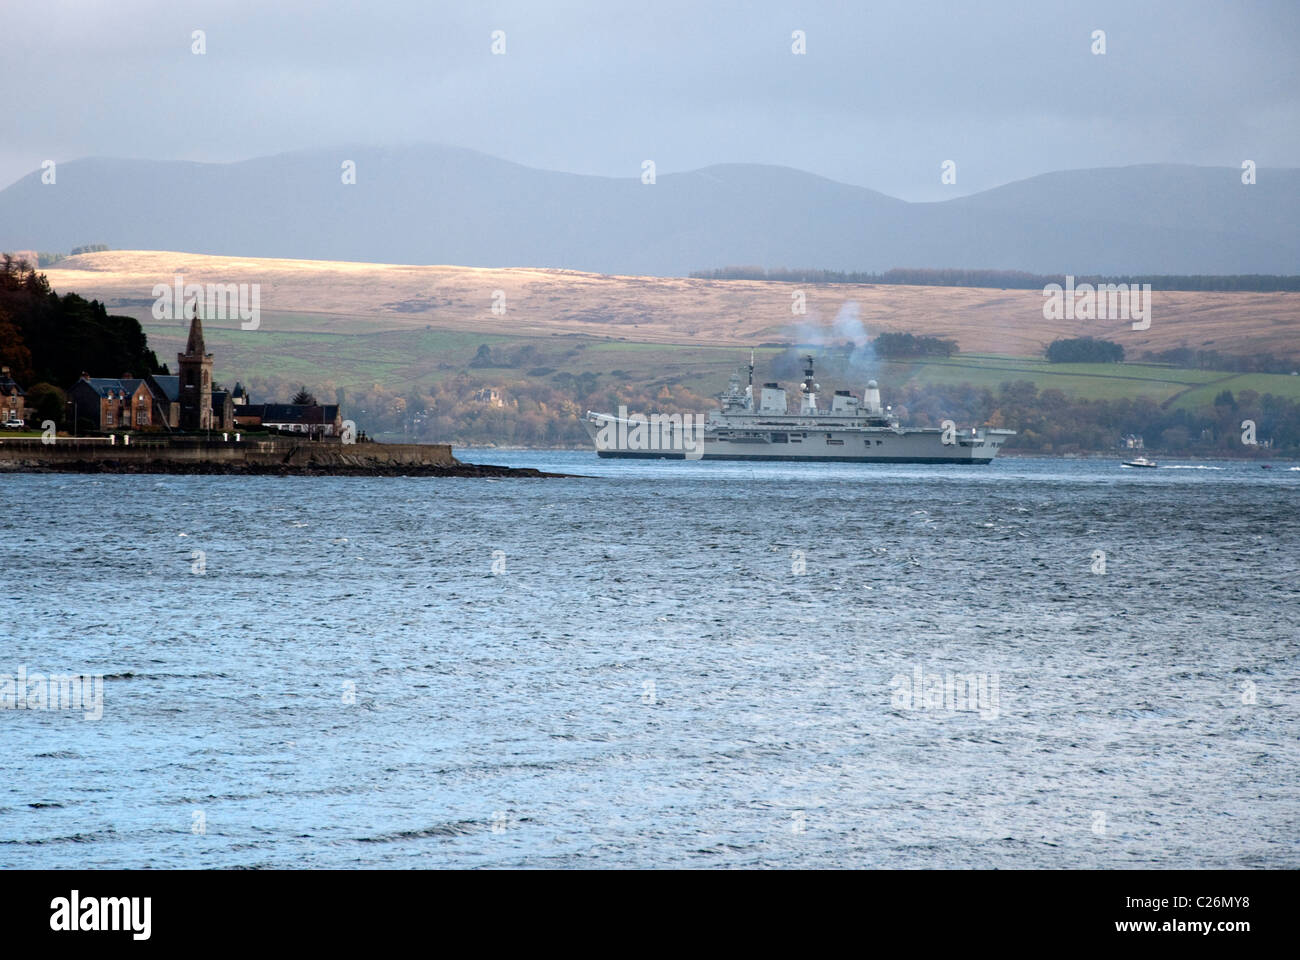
[0, 460, 578, 478]
[0, 437, 579, 478]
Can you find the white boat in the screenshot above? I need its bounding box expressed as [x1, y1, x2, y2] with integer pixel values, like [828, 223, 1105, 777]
[1122, 456, 1158, 468]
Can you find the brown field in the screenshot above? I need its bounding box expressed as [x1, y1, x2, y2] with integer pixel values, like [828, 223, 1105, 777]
[42, 249, 1300, 359]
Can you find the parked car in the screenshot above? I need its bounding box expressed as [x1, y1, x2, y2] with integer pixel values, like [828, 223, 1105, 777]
[2, 418, 25, 429]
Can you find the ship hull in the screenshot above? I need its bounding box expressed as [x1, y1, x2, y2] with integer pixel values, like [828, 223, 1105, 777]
[596, 450, 996, 464]
[584, 415, 1011, 464]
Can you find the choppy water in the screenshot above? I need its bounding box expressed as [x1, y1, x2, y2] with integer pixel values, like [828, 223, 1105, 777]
[2, 453, 1297, 868]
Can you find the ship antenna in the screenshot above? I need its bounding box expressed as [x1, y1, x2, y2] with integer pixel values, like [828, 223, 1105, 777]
[748, 349, 754, 387]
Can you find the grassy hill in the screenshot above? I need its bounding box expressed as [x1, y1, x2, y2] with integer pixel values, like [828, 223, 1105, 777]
[30, 250, 1300, 450]
[42, 249, 1300, 373]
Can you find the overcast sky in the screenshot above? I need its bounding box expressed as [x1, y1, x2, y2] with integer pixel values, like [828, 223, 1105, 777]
[3, 0, 1296, 199]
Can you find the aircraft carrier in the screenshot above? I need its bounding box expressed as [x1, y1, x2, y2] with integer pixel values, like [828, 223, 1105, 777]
[584, 353, 1015, 464]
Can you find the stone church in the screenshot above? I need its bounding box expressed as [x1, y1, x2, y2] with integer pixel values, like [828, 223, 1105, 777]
[178, 305, 215, 430]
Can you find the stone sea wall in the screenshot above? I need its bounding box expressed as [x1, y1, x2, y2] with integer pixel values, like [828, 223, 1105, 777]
[0, 438, 490, 476]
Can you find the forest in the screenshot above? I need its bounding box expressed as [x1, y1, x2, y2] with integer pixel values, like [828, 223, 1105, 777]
[0, 256, 166, 426]
[690, 265, 1300, 293]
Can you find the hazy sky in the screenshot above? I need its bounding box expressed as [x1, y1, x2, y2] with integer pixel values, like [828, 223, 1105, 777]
[3, 0, 1297, 199]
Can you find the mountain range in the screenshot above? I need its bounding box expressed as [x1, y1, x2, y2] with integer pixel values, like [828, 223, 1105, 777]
[2, 145, 1295, 276]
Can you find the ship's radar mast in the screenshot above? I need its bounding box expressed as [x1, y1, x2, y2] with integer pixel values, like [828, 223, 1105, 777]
[798, 354, 819, 414]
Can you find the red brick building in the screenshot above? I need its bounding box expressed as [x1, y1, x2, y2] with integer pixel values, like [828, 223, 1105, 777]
[69, 376, 156, 431]
[0, 367, 27, 425]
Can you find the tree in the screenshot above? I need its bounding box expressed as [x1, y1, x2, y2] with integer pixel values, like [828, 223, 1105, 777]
[1, 259, 164, 386]
[0, 310, 34, 383]
[291, 387, 318, 405]
[24, 382, 66, 427]
[872, 332, 958, 358]
[1045, 337, 1125, 363]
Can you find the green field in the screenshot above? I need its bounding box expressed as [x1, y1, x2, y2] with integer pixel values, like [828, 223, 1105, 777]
[1168, 372, 1300, 409]
[895, 354, 1224, 403]
[135, 314, 1300, 408]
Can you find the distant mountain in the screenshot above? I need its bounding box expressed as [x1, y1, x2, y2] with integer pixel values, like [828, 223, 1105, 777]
[1, 145, 1295, 276]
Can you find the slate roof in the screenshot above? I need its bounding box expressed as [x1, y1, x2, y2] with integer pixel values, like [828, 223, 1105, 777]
[78, 377, 149, 399]
[146, 374, 180, 403]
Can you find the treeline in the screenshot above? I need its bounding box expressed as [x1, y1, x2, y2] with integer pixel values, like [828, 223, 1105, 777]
[241, 370, 715, 448]
[35, 245, 110, 267]
[872, 332, 957, 359]
[1046, 338, 1296, 374]
[1137, 346, 1298, 375]
[377, 373, 1300, 455]
[242, 362, 1300, 454]
[891, 380, 1300, 456]
[690, 265, 1300, 293]
[1046, 337, 1125, 363]
[0, 255, 165, 389]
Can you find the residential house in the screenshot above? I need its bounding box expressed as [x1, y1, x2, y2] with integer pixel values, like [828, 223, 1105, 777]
[235, 403, 343, 436]
[69, 376, 156, 431]
[0, 367, 27, 424]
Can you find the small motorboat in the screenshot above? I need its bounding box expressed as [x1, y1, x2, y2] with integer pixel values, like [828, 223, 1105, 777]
[1122, 456, 1158, 468]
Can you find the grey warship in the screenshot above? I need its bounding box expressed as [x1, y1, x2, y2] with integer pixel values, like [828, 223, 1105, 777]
[584, 353, 1015, 464]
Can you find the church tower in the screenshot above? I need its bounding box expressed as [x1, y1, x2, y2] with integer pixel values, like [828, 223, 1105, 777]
[178, 304, 213, 430]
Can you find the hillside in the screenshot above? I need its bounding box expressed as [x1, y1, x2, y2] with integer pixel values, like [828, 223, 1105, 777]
[41, 250, 1300, 371]
[19, 250, 1300, 453]
[4, 146, 1298, 275]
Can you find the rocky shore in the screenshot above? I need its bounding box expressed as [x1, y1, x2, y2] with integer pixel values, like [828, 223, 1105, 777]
[0, 459, 572, 477]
